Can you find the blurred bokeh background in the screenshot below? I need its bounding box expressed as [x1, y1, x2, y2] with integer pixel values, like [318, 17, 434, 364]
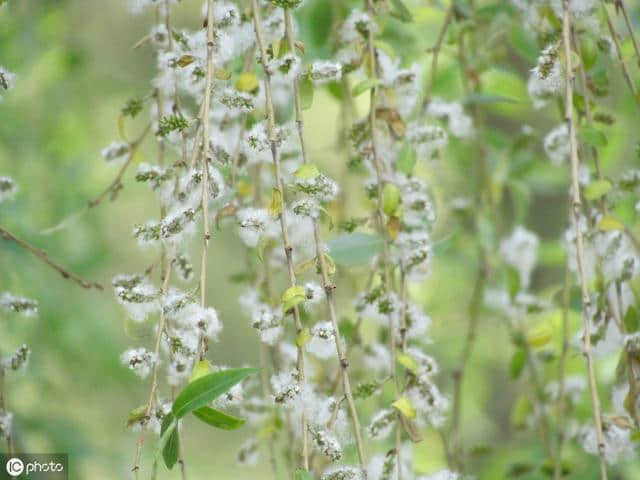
[1, 0, 639, 479]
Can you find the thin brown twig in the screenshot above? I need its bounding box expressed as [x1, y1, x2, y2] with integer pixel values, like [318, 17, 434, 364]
[0, 226, 103, 290]
[562, 3, 608, 478]
[132, 249, 174, 476]
[422, 4, 454, 109]
[282, 8, 367, 472]
[196, 0, 215, 361]
[41, 124, 151, 235]
[251, 0, 309, 470]
[613, 0, 640, 63]
[603, 3, 640, 108]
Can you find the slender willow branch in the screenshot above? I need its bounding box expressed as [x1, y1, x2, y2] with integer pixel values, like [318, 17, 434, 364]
[0, 226, 103, 290]
[561, 4, 608, 479]
[133, 250, 174, 476]
[553, 260, 571, 480]
[251, 0, 309, 470]
[422, 4, 453, 109]
[613, 0, 640, 63]
[41, 124, 151, 235]
[603, 3, 640, 108]
[282, 8, 367, 471]
[196, 0, 215, 361]
[363, 1, 404, 472]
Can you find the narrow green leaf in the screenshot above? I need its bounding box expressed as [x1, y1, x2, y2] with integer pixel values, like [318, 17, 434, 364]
[584, 179, 612, 200]
[509, 349, 526, 379]
[160, 414, 179, 470]
[390, 0, 413, 22]
[397, 143, 417, 175]
[172, 368, 258, 419]
[193, 406, 246, 430]
[326, 233, 384, 267]
[581, 126, 608, 148]
[352, 78, 381, 97]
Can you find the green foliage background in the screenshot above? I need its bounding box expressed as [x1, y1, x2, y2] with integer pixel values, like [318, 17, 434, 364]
[1, 0, 639, 478]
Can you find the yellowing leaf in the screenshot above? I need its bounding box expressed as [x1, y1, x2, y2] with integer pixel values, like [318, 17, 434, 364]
[269, 188, 282, 217]
[527, 327, 552, 348]
[236, 72, 259, 92]
[175, 55, 196, 67]
[295, 257, 316, 275]
[599, 215, 624, 231]
[215, 68, 232, 80]
[282, 285, 306, 313]
[387, 215, 401, 241]
[294, 164, 320, 180]
[236, 180, 253, 197]
[584, 179, 612, 200]
[296, 327, 311, 347]
[189, 360, 212, 383]
[397, 353, 418, 375]
[392, 396, 416, 419]
[376, 107, 406, 138]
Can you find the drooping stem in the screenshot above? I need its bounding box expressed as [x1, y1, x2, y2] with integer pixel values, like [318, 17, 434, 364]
[197, 0, 216, 360]
[0, 226, 103, 290]
[553, 260, 571, 480]
[603, 2, 640, 108]
[561, 4, 608, 479]
[132, 250, 174, 476]
[250, 0, 309, 470]
[422, 4, 454, 109]
[282, 8, 367, 471]
[613, 0, 640, 63]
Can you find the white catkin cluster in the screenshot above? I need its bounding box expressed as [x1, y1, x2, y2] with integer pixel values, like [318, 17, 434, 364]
[97, 0, 640, 476]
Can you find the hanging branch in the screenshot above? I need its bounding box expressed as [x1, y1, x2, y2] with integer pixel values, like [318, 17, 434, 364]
[41, 124, 151, 235]
[282, 8, 367, 472]
[612, 0, 640, 62]
[422, 4, 454, 109]
[132, 250, 174, 477]
[196, 0, 216, 361]
[250, 0, 310, 470]
[603, 3, 640, 108]
[0, 226, 103, 290]
[561, 3, 609, 479]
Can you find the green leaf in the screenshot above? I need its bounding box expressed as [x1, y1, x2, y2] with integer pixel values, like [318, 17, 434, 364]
[326, 233, 384, 267]
[160, 414, 179, 470]
[189, 360, 213, 383]
[509, 349, 526, 379]
[506, 266, 521, 300]
[397, 143, 416, 175]
[584, 179, 612, 200]
[282, 285, 306, 313]
[382, 183, 401, 216]
[294, 164, 320, 180]
[581, 126, 608, 148]
[527, 326, 552, 348]
[624, 306, 639, 332]
[172, 368, 258, 419]
[397, 353, 419, 375]
[599, 215, 624, 231]
[390, 0, 413, 22]
[296, 327, 311, 347]
[300, 75, 314, 110]
[296, 469, 314, 480]
[352, 78, 381, 97]
[193, 407, 246, 430]
[269, 187, 283, 217]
